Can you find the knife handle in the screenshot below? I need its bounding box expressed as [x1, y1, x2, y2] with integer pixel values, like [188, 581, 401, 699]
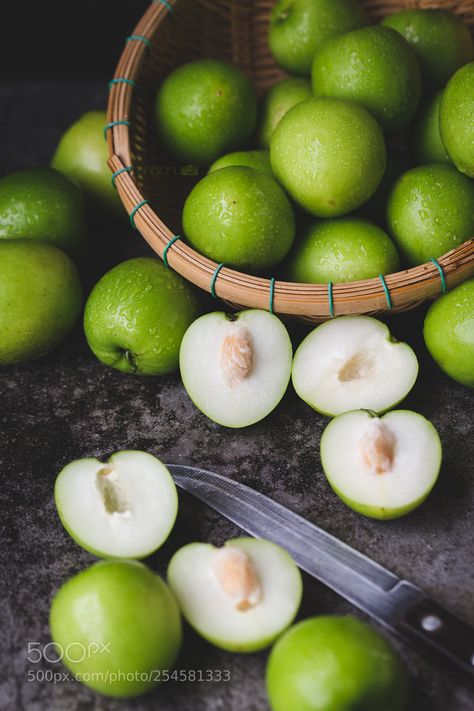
[394, 593, 474, 679]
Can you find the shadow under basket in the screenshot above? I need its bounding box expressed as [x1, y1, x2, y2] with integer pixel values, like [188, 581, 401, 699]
[107, 0, 474, 323]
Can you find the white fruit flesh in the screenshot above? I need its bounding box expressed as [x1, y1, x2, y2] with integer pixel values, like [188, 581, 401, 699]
[55, 451, 178, 558]
[292, 316, 418, 415]
[179, 310, 293, 427]
[321, 410, 442, 513]
[167, 538, 302, 651]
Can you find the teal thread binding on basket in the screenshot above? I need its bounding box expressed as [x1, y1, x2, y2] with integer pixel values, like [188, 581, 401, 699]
[126, 35, 151, 48]
[153, 0, 174, 14]
[210, 263, 225, 298]
[108, 78, 136, 89]
[379, 274, 392, 309]
[430, 258, 447, 294]
[327, 281, 334, 318]
[269, 278, 276, 314]
[104, 120, 131, 140]
[111, 166, 133, 187]
[163, 235, 181, 268]
[129, 200, 150, 230]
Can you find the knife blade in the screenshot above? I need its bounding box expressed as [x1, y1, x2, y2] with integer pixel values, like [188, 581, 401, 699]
[168, 463, 474, 679]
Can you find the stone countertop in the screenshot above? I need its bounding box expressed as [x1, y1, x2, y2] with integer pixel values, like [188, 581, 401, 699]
[0, 82, 473, 711]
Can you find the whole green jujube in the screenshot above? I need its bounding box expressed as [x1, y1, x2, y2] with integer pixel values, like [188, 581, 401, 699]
[183, 167, 295, 270]
[257, 78, 312, 147]
[287, 217, 400, 283]
[382, 9, 474, 90]
[83, 258, 200, 376]
[311, 26, 422, 133]
[412, 92, 452, 166]
[440, 62, 474, 178]
[387, 165, 474, 266]
[424, 279, 474, 388]
[155, 60, 257, 166]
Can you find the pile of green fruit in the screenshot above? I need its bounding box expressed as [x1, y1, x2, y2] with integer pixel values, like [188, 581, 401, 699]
[50, 450, 409, 708]
[153, 3, 474, 282]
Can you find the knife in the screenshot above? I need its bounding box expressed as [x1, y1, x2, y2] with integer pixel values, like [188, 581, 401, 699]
[167, 464, 474, 680]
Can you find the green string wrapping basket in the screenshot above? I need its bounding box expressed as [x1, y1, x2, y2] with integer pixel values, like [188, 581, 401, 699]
[106, 0, 474, 323]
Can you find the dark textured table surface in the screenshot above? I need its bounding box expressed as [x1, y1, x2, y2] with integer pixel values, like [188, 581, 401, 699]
[1, 81, 473, 711]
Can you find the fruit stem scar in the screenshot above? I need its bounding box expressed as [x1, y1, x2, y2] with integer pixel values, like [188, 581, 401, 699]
[96, 467, 131, 514]
[212, 547, 261, 611]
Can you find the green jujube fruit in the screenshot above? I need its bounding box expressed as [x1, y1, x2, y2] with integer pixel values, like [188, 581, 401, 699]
[0, 240, 82, 365]
[424, 279, 474, 388]
[440, 62, 474, 178]
[208, 150, 272, 176]
[266, 616, 409, 711]
[183, 167, 295, 270]
[412, 92, 452, 166]
[50, 561, 182, 698]
[83, 258, 200, 376]
[287, 217, 400, 283]
[0, 168, 87, 259]
[257, 78, 312, 147]
[387, 164, 474, 266]
[52, 111, 121, 215]
[155, 60, 257, 166]
[270, 98, 386, 218]
[268, 0, 369, 76]
[382, 9, 474, 90]
[361, 148, 410, 225]
[311, 26, 422, 133]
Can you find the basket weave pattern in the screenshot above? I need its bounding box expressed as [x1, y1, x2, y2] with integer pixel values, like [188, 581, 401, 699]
[107, 0, 474, 322]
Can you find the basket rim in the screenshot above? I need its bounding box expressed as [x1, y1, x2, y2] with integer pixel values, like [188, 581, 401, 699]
[106, 0, 474, 320]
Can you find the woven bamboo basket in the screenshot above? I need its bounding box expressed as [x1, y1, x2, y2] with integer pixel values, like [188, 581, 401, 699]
[107, 0, 474, 322]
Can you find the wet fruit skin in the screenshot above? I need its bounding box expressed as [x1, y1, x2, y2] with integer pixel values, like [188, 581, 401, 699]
[0, 168, 87, 259]
[440, 62, 474, 178]
[155, 59, 257, 166]
[52, 111, 121, 215]
[266, 616, 409, 711]
[311, 26, 422, 134]
[83, 258, 200, 376]
[0, 240, 82, 365]
[387, 164, 474, 266]
[49, 560, 182, 698]
[411, 92, 452, 166]
[182, 166, 295, 270]
[257, 78, 312, 147]
[270, 97, 386, 218]
[208, 150, 273, 176]
[424, 279, 474, 388]
[287, 217, 400, 284]
[268, 0, 369, 76]
[382, 9, 474, 90]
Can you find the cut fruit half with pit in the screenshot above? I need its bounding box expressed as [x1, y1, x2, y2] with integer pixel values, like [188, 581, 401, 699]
[292, 315, 419, 416]
[320, 409, 442, 519]
[179, 310, 293, 427]
[54, 451, 178, 558]
[167, 538, 302, 652]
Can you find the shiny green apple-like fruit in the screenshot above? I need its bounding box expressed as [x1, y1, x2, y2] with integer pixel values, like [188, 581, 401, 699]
[0, 168, 87, 259]
[267, 616, 409, 711]
[257, 78, 312, 147]
[0, 240, 82, 365]
[208, 149, 272, 176]
[440, 62, 474, 178]
[424, 278, 474, 388]
[155, 59, 257, 166]
[270, 98, 386, 217]
[52, 111, 121, 214]
[183, 167, 295, 270]
[50, 560, 182, 698]
[287, 217, 400, 284]
[84, 258, 200, 375]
